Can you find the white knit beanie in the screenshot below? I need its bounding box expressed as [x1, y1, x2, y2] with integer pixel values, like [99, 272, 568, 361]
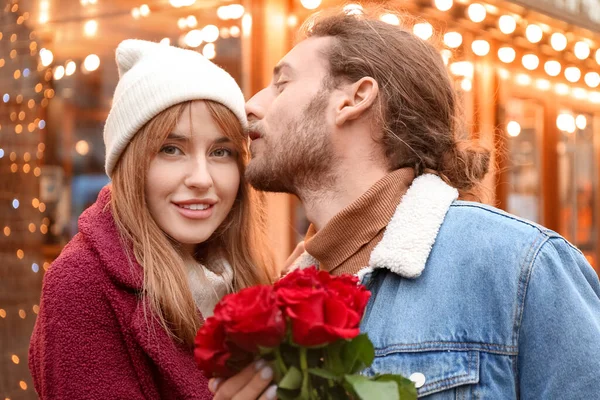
[103, 39, 247, 176]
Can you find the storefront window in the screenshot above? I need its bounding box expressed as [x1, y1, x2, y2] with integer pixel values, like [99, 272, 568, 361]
[557, 111, 597, 266]
[504, 99, 543, 223]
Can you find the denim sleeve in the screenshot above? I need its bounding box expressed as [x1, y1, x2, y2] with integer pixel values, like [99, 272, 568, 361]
[518, 237, 600, 398]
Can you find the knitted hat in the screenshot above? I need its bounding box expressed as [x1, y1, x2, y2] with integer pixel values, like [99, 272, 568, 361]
[103, 39, 247, 176]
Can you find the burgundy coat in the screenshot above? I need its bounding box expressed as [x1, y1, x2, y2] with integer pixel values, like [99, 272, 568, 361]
[29, 186, 212, 399]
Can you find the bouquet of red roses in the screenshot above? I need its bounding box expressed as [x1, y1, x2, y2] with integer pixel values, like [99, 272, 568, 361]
[194, 267, 416, 400]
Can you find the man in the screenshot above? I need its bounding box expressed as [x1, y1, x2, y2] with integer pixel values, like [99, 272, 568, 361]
[210, 7, 600, 399]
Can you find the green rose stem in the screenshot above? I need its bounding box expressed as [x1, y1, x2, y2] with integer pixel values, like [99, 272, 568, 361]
[299, 347, 310, 399]
[275, 347, 288, 375]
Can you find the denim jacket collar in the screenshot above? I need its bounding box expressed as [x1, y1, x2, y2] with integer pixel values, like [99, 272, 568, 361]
[294, 174, 459, 279]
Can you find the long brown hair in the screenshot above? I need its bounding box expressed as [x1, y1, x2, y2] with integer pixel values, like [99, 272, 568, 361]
[303, 6, 490, 198]
[111, 100, 275, 346]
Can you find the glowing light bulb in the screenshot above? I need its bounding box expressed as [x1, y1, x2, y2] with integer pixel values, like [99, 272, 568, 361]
[574, 41, 590, 60]
[413, 23, 433, 40]
[83, 54, 100, 72]
[300, 0, 321, 10]
[84, 20, 97, 36]
[202, 25, 220, 43]
[40, 48, 53, 66]
[444, 32, 462, 48]
[184, 30, 203, 47]
[467, 3, 486, 23]
[550, 33, 567, 51]
[65, 60, 76, 76]
[498, 47, 516, 63]
[565, 66, 581, 83]
[498, 15, 516, 34]
[522, 54, 539, 70]
[544, 60, 561, 77]
[535, 79, 551, 91]
[584, 72, 600, 88]
[576, 115, 587, 130]
[525, 24, 543, 43]
[380, 13, 400, 25]
[507, 121, 521, 137]
[53, 65, 65, 80]
[435, 0, 453, 12]
[471, 40, 490, 56]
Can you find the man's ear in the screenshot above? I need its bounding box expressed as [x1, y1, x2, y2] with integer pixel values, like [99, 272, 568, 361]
[335, 77, 379, 126]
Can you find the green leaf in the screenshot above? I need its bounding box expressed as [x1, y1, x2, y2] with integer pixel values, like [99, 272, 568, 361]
[344, 374, 399, 400]
[276, 387, 300, 400]
[279, 366, 303, 390]
[324, 341, 346, 376]
[342, 334, 375, 374]
[307, 368, 341, 380]
[374, 375, 418, 400]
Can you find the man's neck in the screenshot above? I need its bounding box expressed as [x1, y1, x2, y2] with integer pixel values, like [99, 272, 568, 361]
[298, 163, 389, 231]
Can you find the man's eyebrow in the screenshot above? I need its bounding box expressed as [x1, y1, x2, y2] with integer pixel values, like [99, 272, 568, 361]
[273, 62, 293, 78]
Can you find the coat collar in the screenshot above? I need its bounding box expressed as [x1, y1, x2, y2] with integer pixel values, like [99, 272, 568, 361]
[293, 174, 458, 280]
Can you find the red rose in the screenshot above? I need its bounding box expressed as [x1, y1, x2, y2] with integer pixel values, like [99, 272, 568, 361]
[194, 318, 235, 378]
[214, 285, 286, 353]
[275, 267, 371, 346]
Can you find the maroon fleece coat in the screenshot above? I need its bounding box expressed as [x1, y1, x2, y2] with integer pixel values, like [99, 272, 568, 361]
[29, 186, 212, 399]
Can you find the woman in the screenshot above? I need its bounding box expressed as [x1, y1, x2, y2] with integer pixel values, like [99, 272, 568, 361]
[29, 39, 276, 399]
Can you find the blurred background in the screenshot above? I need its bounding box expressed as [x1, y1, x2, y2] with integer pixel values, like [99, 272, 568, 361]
[1, 0, 599, 397]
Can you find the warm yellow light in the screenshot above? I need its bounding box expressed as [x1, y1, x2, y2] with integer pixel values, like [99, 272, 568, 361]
[444, 32, 462, 48]
[32, 198, 40, 208]
[550, 33, 567, 51]
[413, 23, 433, 40]
[53, 65, 65, 80]
[28, 223, 36, 233]
[300, 0, 321, 10]
[380, 13, 400, 25]
[557, 113, 575, 132]
[435, 0, 453, 12]
[75, 140, 90, 156]
[160, 37, 171, 46]
[471, 40, 490, 56]
[186, 15, 198, 28]
[65, 61, 76, 76]
[596, 49, 600, 65]
[555, 83, 569, 95]
[3, 227, 11, 236]
[202, 25, 220, 43]
[450, 61, 474, 78]
[23, 152, 30, 162]
[516, 74, 532, 86]
[203, 43, 216, 59]
[574, 41, 590, 60]
[84, 20, 98, 36]
[590, 92, 600, 104]
[467, 3, 486, 23]
[131, 7, 140, 19]
[525, 24, 543, 43]
[40, 48, 53, 67]
[584, 72, 600, 88]
[184, 30, 203, 47]
[83, 54, 100, 72]
[572, 88, 587, 100]
[19, 381, 27, 390]
[498, 47, 516, 63]
[507, 121, 521, 137]
[522, 54, 539, 70]
[177, 18, 187, 30]
[33, 305, 40, 314]
[565, 66, 581, 83]
[17, 249, 24, 259]
[230, 26, 241, 38]
[343, 4, 363, 15]
[460, 78, 472, 92]
[535, 79, 551, 91]
[576, 115, 587, 130]
[140, 4, 150, 17]
[440, 49, 452, 66]
[544, 60, 561, 77]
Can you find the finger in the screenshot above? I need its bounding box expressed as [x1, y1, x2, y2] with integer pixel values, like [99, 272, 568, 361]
[209, 378, 222, 394]
[259, 385, 278, 400]
[230, 361, 273, 400]
[213, 360, 270, 400]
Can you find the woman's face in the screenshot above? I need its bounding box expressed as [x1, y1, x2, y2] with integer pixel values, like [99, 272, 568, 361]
[146, 101, 241, 254]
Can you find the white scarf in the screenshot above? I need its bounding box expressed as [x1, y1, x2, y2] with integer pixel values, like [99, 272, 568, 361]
[186, 258, 234, 318]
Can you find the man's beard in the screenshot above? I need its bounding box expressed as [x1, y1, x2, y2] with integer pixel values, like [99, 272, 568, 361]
[245, 90, 337, 197]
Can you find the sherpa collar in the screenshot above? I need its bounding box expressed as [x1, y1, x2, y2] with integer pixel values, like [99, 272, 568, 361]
[293, 174, 459, 279]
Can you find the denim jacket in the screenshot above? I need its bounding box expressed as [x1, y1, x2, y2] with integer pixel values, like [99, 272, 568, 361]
[294, 174, 600, 398]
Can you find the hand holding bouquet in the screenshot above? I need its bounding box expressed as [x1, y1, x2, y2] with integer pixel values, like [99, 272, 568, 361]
[194, 267, 416, 400]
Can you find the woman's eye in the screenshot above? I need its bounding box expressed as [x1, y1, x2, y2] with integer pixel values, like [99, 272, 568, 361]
[160, 145, 182, 155]
[211, 148, 233, 158]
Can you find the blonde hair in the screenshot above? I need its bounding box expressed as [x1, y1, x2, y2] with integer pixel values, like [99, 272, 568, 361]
[110, 100, 276, 346]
